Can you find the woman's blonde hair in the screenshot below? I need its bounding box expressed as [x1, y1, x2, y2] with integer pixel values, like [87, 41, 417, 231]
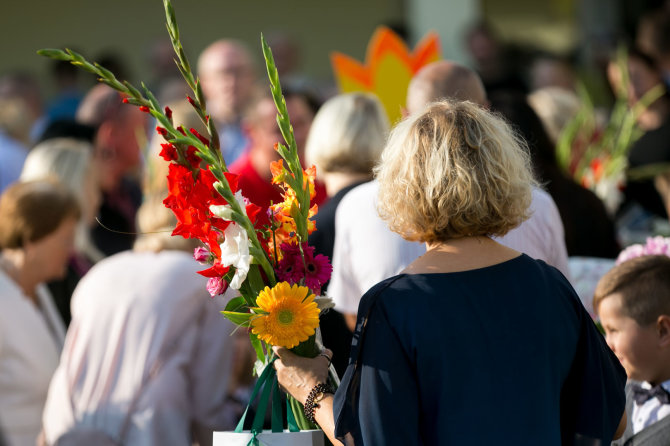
[305, 92, 389, 175]
[20, 137, 104, 262]
[375, 100, 537, 243]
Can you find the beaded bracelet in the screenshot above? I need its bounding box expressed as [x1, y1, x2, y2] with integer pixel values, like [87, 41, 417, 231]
[303, 382, 334, 423]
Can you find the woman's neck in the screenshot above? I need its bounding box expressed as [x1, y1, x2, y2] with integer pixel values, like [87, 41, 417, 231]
[402, 236, 520, 275]
[0, 250, 39, 304]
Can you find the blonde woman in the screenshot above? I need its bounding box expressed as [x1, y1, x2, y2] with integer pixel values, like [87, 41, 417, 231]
[20, 137, 103, 326]
[304, 92, 389, 377]
[273, 100, 627, 445]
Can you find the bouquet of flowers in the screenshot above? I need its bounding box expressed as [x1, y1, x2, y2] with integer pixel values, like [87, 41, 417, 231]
[40, 0, 336, 441]
[555, 46, 666, 215]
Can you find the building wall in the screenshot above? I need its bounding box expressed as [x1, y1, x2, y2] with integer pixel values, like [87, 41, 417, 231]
[0, 0, 404, 97]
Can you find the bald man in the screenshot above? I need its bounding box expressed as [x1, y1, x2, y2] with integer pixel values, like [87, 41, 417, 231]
[405, 60, 487, 113]
[328, 60, 569, 331]
[198, 40, 257, 165]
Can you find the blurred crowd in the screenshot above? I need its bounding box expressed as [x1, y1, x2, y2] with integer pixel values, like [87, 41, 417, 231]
[2, 3, 670, 445]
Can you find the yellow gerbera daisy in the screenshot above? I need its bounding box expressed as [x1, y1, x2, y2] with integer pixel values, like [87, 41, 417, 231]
[251, 282, 320, 348]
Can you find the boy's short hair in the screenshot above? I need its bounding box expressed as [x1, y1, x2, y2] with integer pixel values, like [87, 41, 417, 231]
[593, 255, 670, 325]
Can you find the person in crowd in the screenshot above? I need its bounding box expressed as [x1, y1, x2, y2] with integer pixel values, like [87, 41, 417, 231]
[594, 255, 670, 445]
[0, 72, 46, 143]
[229, 88, 326, 227]
[305, 92, 389, 263]
[527, 86, 582, 148]
[489, 91, 620, 258]
[274, 99, 627, 445]
[0, 97, 31, 193]
[41, 193, 237, 446]
[198, 39, 257, 165]
[19, 138, 103, 327]
[612, 48, 670, 220]
[528, 53, 578, 93]
[636, 8, 670, 88]
[45, 59, 84, 123]
[328, 60, 570, 332]
[0, 180, 79, 446]
[76, 84, 147, 256]
[462, 20, 528, 96]
[304, 92, 389, 377]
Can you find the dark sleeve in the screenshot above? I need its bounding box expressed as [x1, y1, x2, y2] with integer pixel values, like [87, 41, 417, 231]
[333, 278, 420, 446]
[560, 294, 627, 445]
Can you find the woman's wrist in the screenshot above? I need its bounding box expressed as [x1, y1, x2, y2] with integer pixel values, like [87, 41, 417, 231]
[303, 382, 335, 423]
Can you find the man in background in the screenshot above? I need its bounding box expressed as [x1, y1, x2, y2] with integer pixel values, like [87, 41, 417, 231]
[198, 39, 257, 165]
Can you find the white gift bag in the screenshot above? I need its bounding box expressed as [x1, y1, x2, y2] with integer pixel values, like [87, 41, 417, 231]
[213, 429, 325, 446]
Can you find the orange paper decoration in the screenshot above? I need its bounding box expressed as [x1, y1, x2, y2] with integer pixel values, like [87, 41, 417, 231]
[331, 27, 441, 124]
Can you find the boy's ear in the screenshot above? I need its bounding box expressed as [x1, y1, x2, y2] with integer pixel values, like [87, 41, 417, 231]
[657, 315, 670, 347]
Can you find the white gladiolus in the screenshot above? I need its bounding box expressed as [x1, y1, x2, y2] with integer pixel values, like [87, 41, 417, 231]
[210, 189, 248, 221]
[219, 222, 252, 289]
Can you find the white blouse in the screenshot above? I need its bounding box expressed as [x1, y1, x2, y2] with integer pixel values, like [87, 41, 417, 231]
[0, 269, 65, 446]
[42, 250, 236, 446]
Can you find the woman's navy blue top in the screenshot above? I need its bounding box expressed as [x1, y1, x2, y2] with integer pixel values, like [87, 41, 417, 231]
[332, 254, 626, 445]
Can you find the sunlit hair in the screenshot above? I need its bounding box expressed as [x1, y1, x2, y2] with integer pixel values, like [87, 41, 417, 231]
[593, 255, 670, 325]
[305, 92, 389, 175]
[20, 137, 103, 262]
[375, 100, 537, 243]
[0, 179, 80, 250]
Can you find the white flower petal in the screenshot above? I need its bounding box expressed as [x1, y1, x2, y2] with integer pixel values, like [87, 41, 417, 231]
[219, 222, 253, 289]
[210, 204, 234, 221]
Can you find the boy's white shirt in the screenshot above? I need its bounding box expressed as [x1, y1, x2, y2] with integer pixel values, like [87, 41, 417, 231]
[632, 380, 670, 433]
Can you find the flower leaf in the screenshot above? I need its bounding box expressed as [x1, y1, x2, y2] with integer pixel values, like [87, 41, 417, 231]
[221, 311, 253, 326]
[224, 296, 247, 313]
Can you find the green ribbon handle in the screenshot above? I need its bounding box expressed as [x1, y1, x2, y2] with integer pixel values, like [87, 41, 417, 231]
[286, 398, 300, 432]
[234, 358, 300, 445]
[234, 359, 276, 434]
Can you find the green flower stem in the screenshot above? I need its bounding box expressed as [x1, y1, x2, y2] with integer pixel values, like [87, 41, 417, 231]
[162, 0, 221, 155]
[261, 34, 312, 243]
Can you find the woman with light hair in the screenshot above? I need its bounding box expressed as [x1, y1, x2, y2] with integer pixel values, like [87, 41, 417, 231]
[20, 137, 103, 326]
[42, 193, 236, 446]
[272, 100, 627, 445]
[304, 92, 389, 377]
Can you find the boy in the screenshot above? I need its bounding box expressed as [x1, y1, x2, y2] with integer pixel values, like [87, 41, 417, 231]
[594, 255, 670, 445]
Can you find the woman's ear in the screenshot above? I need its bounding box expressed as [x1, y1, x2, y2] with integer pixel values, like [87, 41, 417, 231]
[657, 315, 670, 347]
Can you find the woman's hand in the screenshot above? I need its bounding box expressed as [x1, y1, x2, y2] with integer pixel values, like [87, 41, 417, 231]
[273, 346, 332, 405]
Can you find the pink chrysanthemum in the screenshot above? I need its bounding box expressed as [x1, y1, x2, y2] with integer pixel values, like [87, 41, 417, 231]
[275, 242, 332, 293]
[616, 236, 670, 264]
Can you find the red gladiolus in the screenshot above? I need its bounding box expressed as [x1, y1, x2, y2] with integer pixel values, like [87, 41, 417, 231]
[164, 106, 173, 119]
[190, 128, 210, 147]
[187, 96, 197, 107]
[159, 143, 178, 162]
[156, 126, 168, 137]
[122, 98, 129, 104]
[185, 146, 201, 168]
[163, 162, 244, 261]
[139, 105, 150, 113]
